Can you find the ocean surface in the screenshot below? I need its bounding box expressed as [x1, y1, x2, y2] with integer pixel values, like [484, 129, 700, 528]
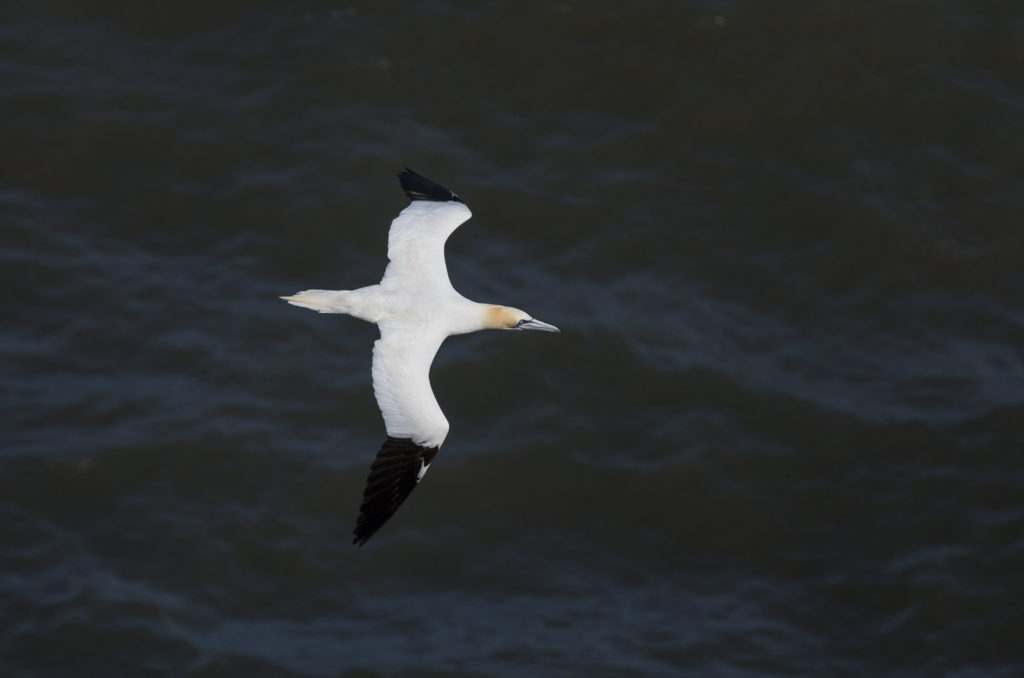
[3, 1, 1024, 676]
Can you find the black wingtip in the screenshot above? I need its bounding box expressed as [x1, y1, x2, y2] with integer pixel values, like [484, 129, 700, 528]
[398, 168, 463, 204]
[352, 436, 439, 547]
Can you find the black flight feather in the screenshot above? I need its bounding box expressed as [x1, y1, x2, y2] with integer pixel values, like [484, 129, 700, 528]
[398, 168, 463, 203]
[353, 436, 439, 546]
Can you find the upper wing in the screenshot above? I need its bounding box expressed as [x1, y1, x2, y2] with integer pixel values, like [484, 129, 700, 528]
[380, 171, 472, 293]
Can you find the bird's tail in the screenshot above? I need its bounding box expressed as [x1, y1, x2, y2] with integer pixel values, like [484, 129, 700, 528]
[280, 289, 354, 314]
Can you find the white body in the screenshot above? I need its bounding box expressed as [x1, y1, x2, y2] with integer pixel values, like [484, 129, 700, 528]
[285, 201, 480, 448]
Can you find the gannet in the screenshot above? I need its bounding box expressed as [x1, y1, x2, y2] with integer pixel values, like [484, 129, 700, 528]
[282, 169, 559, 546]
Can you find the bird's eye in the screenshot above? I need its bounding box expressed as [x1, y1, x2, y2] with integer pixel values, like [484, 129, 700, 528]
[516, 319, 529, 327]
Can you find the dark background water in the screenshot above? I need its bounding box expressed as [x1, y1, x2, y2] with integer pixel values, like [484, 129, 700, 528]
[3, 1, 1024, 676]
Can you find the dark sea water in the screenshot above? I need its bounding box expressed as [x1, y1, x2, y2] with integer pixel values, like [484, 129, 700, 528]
[3, 1, 1024, 676]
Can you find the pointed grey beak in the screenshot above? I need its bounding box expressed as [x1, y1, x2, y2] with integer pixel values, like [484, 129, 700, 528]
[521, 318, 560, 333]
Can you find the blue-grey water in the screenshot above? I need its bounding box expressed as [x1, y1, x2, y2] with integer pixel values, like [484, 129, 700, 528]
[3, 1, 1024, 676]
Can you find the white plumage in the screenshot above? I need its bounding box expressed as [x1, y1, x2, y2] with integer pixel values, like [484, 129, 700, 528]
[281, 169, 558, 546]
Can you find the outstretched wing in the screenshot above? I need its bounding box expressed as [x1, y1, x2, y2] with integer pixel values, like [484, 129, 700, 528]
[353, 436, 439, 546]
[370, 325, 449, 448]
[380, 170, 472, 294]
[355, 323, 449, 545]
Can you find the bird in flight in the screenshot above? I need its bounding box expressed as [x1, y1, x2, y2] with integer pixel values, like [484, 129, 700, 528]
[282, 169, 559, 546]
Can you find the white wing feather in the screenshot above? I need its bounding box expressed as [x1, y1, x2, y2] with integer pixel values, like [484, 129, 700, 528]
[380, 201, 472, 292]
[369, 198, 472, 449]
[371, 324, 450, 448]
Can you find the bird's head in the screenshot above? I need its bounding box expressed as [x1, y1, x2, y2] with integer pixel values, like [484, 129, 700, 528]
[486, 305, 560, 333]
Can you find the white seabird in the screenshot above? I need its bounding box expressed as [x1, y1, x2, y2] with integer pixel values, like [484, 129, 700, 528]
[282, 169, 559, 546]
